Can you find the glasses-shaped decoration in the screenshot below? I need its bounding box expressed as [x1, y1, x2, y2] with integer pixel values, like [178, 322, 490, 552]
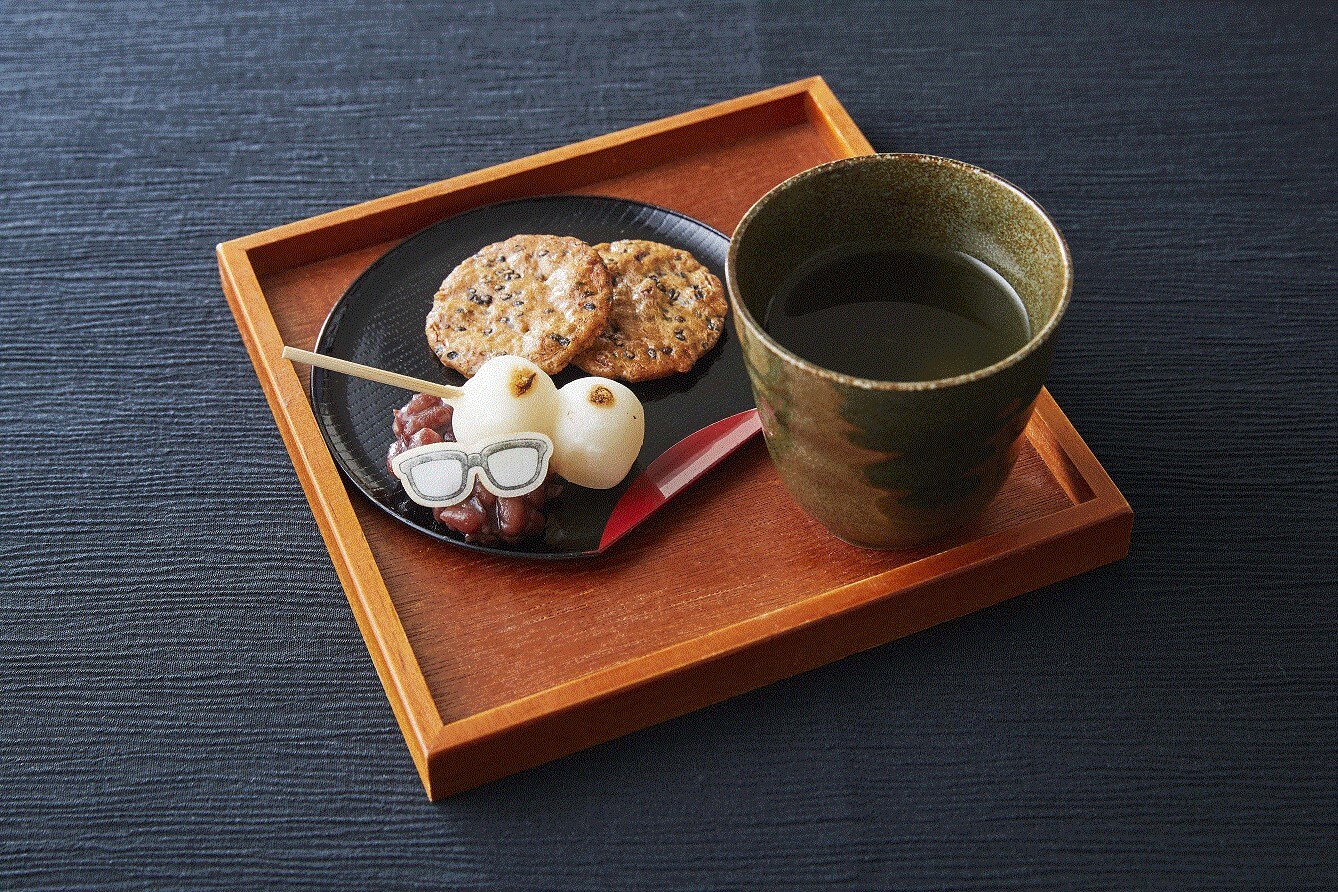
[391, 433, 553, 508]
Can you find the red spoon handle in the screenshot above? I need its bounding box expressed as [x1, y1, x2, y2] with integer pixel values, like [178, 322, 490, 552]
[597, 408, 763, 552]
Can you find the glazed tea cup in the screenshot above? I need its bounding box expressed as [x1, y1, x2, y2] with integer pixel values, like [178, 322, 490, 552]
[726, 153, 1072, 548]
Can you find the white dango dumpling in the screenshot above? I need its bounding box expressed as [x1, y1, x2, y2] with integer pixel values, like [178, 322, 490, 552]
[451, 355, 559, 444]
[447, 356, 643, 491]
[551, 378, 644, 489]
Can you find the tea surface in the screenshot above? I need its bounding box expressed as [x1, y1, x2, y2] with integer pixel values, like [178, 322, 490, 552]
[762, 245, 1030, 382]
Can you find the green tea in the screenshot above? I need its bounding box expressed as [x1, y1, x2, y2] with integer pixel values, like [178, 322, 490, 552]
[762, 245, 1031, 382]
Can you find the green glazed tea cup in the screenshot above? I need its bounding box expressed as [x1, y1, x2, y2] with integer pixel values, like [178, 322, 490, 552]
[726, 153, 1072, 548]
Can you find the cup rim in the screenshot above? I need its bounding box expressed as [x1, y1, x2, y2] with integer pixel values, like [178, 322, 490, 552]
[725, 153, 1073, 392]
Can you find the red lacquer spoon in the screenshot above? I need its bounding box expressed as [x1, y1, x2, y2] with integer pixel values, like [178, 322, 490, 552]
[596, 407, 762, 552]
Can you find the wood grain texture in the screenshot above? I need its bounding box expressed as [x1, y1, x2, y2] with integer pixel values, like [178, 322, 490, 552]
[1, 1, 1333, 889]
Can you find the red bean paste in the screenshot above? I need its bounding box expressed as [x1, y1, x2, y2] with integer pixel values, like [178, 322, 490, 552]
[387, 393, 560, 545]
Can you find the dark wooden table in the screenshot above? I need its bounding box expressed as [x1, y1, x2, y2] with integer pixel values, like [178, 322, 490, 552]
[2, 2, 1333, 888]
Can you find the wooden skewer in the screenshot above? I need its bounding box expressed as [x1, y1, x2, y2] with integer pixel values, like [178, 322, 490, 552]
[282, 346, 463, 401]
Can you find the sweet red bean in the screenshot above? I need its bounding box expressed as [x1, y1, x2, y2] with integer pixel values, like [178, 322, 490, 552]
[417, 404, 453, 433]
[390, 392, 552, 543]
[496, 497, 528, 539]
[435, 503, 484, 534]
[473, 486, 497, 511]
[404, 392, 442, 414]
[408, 427, 443, 448]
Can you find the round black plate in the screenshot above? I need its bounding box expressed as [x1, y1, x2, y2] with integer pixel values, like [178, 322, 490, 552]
[311, 195, 752, 558]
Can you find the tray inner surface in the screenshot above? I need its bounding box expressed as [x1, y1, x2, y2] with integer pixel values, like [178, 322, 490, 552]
[257, 112, 1076, 726]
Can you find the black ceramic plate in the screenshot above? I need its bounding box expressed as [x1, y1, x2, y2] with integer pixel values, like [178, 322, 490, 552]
[311, 195, 752, 558]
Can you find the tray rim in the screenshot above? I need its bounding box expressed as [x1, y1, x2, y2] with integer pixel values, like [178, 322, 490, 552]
[217, 76, 1132, 799]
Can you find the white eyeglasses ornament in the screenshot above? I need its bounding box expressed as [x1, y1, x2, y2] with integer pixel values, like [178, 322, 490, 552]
[391, 433, 554, 506]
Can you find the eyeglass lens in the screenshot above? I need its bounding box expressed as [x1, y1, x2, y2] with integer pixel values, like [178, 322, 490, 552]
[483, 445, 543, 490]
[406, 454, 468, 500]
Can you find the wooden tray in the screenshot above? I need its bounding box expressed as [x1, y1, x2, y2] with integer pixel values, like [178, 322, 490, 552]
[217, 77, 1132, 799]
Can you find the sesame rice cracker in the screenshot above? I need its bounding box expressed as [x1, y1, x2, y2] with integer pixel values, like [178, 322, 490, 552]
[426, 234, 612, 377]
[573, 240, 728, 382]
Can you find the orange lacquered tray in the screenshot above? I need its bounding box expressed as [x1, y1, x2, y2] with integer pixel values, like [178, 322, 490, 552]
[217, 77, 1132, 799]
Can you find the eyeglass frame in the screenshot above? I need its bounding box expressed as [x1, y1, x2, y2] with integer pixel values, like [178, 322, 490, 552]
[390, 432, 553, 508]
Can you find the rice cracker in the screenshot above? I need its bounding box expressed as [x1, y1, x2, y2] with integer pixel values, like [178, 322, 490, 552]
[426, 234, 612, 377]
[573, 240, 728, 381]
